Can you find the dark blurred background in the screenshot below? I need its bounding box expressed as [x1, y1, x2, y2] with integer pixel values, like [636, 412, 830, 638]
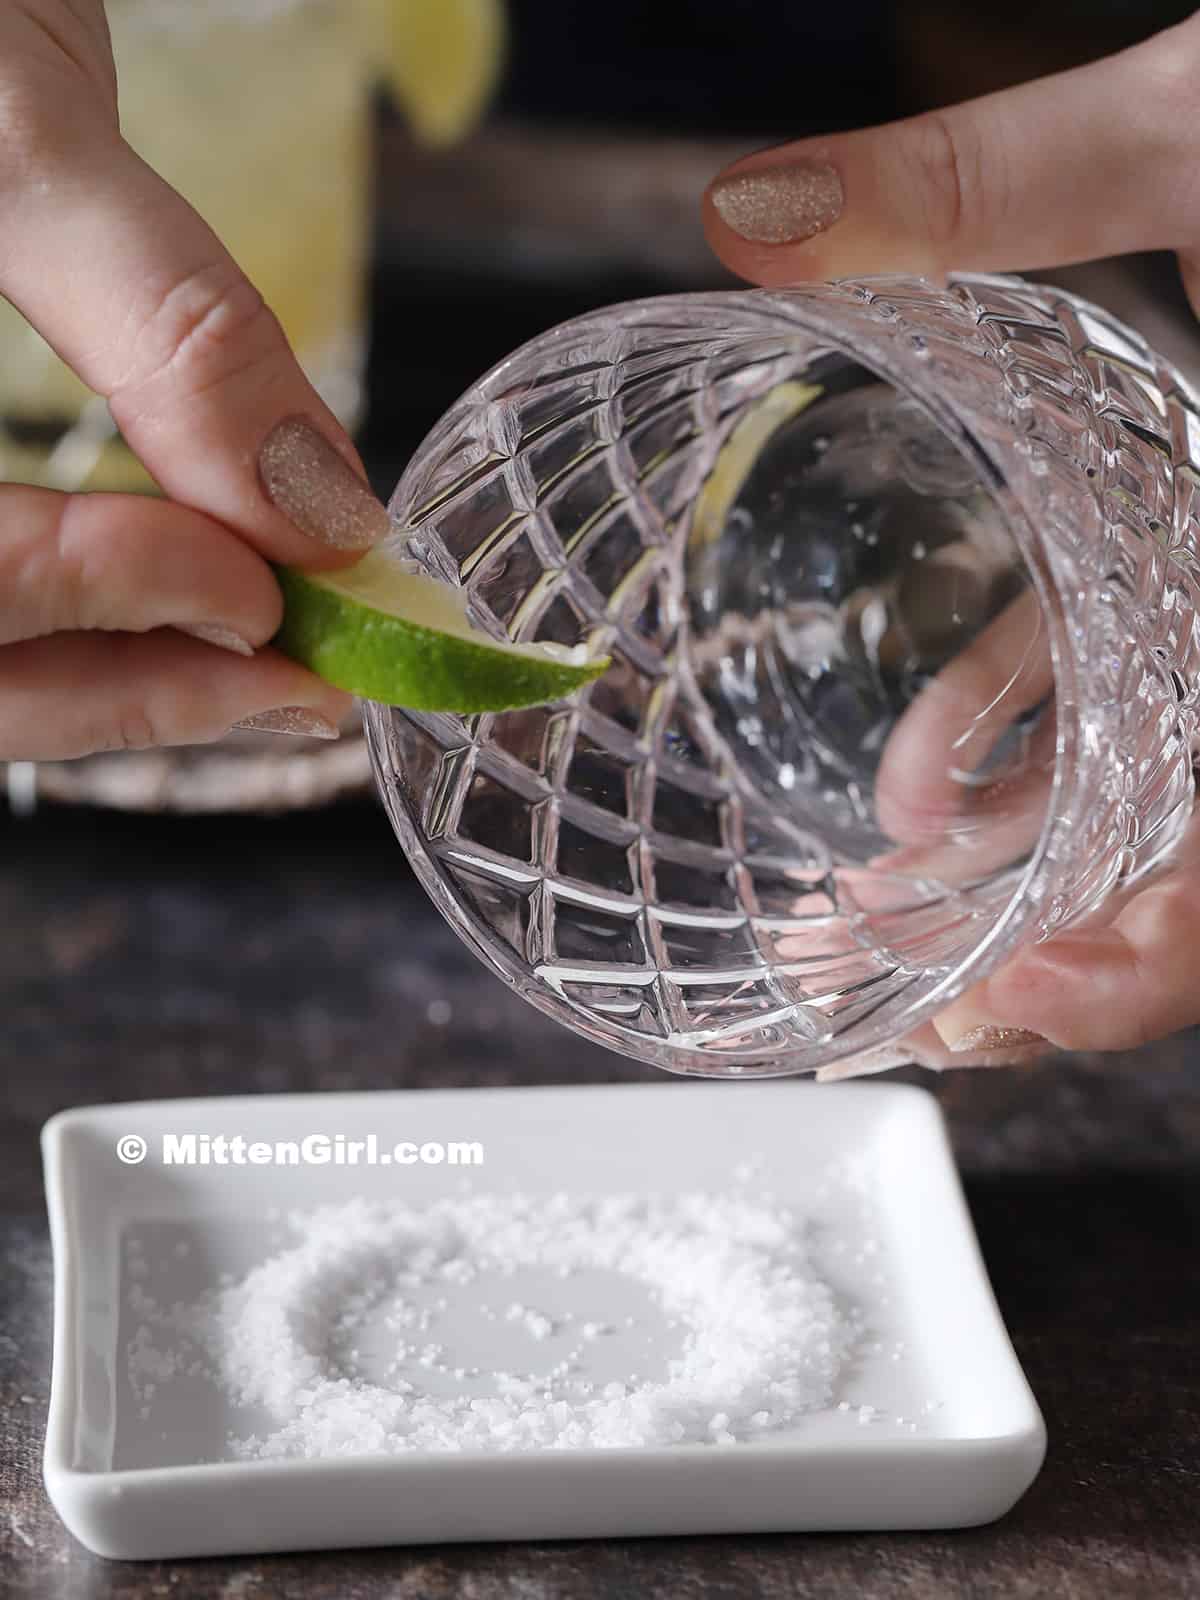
[361, 0, 1200, 489]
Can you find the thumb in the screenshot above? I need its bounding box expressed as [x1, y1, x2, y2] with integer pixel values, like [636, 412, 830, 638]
[703, 15, 1199, 294]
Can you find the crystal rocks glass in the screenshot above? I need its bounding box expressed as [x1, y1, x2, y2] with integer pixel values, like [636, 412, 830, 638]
[364, 274, 1200, 1077]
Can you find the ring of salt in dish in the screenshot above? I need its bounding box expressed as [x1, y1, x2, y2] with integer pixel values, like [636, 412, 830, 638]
[215, 1192, 850, 1455]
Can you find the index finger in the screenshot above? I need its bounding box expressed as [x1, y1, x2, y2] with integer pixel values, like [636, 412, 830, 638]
[702, 15, 1200, 292]
[0, 43, 387, 566]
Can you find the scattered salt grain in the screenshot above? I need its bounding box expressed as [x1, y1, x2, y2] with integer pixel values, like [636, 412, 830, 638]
[504, 1303, 555, 1342]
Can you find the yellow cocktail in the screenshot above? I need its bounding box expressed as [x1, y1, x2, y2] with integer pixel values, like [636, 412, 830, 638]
[0, 0, 502, 491]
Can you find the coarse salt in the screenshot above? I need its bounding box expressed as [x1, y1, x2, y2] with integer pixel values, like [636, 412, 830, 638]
[129, 1188, 860, 1459]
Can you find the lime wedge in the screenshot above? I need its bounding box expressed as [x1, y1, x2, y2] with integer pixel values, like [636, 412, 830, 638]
[690, 381, 823, 550]
[273, 551, 608, 713]
[371, 0, 506, 147]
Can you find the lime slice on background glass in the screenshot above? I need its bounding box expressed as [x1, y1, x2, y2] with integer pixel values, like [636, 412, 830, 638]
[371, 0, 506, 147]
[273, 550, 609, 713]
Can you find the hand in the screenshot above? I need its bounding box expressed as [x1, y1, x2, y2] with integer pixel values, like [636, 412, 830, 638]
[703, 12, 1200, 315]
[874, 593, 1200, 1059]
[0, 2, 383, 760]
[702, 12, 1200, 1059]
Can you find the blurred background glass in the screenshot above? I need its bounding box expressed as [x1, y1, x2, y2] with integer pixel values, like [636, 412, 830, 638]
[0, 0, 381, 494]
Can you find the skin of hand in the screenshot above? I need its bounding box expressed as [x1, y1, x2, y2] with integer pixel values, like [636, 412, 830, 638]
[701, 12, 1200, 1061]
[0, 1, 393, 758]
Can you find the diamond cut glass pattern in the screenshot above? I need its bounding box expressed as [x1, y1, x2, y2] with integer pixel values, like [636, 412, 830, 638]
[366, 276, 1200, 1076]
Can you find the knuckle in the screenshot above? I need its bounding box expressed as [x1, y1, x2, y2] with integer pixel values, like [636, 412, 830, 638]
[2, 493, 95, 639]
[111, 263, 282, 410]
[41, 497, 149, 635]
[0, 79, 64, 188]
[907, 110, 984, 255]
[1121, 882, 1188, 953]
[48, 498, 107, 631]
[105, 655, 231, 755]
[111, 699, 159, 754]
[1140, 16, 1200, 130]
[0, 56, 118, 195]
[1103, 887, 1193, 1049]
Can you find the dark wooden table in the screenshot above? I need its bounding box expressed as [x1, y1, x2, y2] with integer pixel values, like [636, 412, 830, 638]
[2, 800, 1199, 1598]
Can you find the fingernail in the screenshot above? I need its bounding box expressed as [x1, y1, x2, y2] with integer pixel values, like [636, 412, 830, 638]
[942, 1024, 1045, 1055]
[709, 160, 844, 245]
[233, 708, 340, 740]
[948, 1045, 1053, 1071]
[258, 417, 390, 552]
[180, 623, 255, 657]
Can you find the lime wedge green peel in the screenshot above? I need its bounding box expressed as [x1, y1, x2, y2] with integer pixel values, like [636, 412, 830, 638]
[689, 380, 823, 550]
[273, 551, 609, 714]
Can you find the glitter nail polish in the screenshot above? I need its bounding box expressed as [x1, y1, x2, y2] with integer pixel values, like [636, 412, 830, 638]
[258, 417, 390, 551]
[233, 708, 340, 740]
[179, 623, 255, 657]
[709, 160, 844, 245]
[949, 1025, 1045, 1054]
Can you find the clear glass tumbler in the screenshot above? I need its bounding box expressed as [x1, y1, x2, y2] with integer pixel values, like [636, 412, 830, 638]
[0, 0, 374, 493]
[364, 273, 1200, 1077]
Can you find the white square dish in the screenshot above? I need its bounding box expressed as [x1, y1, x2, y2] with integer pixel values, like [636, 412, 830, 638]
[42, 1082, 1044, 1559]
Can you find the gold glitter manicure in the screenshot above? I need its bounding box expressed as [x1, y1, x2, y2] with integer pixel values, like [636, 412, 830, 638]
[709, 160, 844, 245]
[950, 1025, 1045, 1054]
[258, 417, 390, 552]
[233, 708, 340, 740]
[179, 623, 255, 657]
